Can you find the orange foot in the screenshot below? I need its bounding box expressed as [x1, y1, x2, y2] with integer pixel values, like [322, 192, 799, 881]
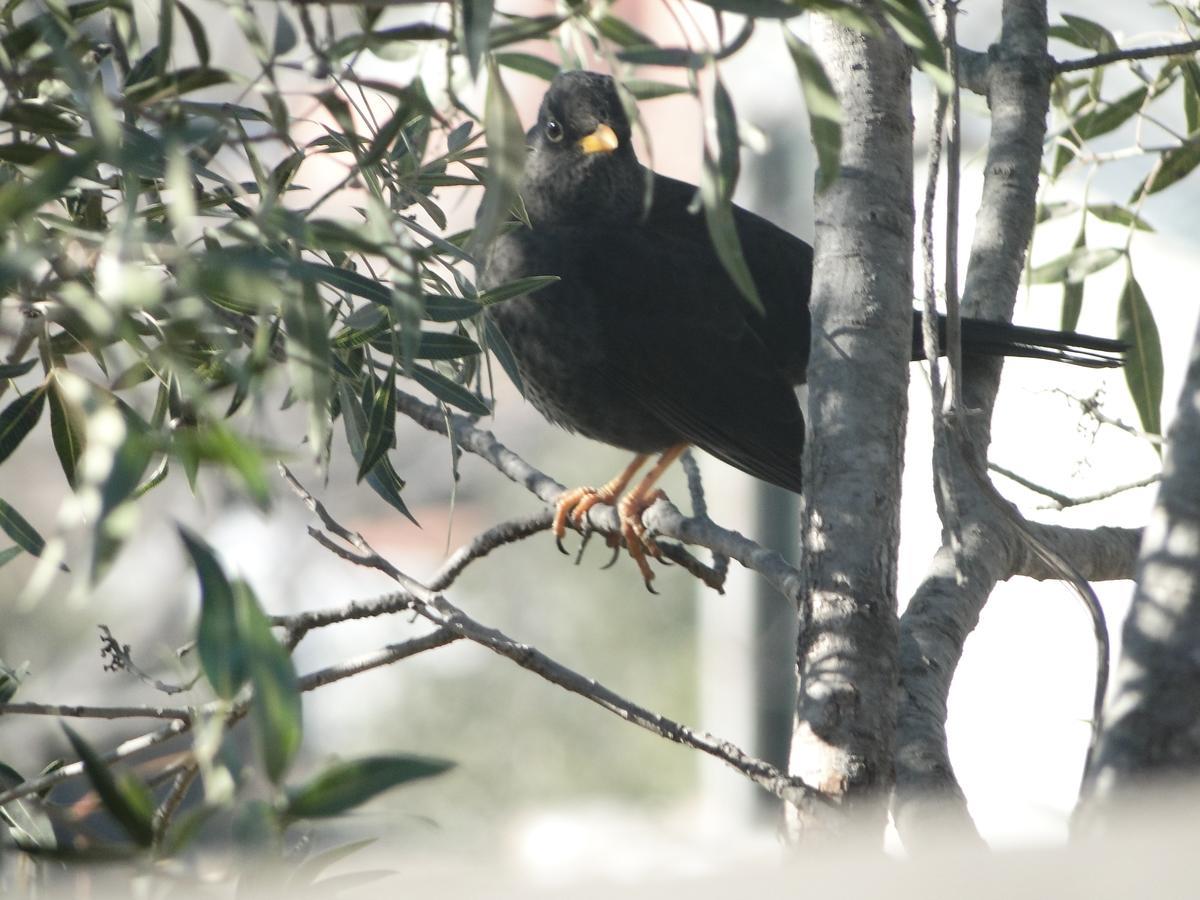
[552, 445, 686, 591]
[552, 454, 648, 553]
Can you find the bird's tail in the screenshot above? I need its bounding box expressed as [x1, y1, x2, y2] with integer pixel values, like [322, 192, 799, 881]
[912, 313, 1128, 369]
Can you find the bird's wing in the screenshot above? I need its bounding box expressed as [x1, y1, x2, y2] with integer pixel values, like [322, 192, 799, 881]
[583, 227, 807, 493]
[645, 172, 814, 383]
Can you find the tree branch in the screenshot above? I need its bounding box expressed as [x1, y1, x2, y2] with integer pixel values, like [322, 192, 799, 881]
[392, 390, 803, 604]
[990, 462, 1160, 510]
[282, 470, 823, 811]
[1080, 316, 1200, 821]
[1053, 38, 1200, 74]
[0, 702, 191, 721]
[895, 0, 1056, 851]
[788, 4, 914, 839]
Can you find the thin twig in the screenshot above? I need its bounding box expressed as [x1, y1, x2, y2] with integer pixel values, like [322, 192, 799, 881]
[920, 6, 963, 559]
[1056, 388, 1165, 446]
[0, 719, 190, 808]
[0, 702, 190, 721]
[680, 449, 730, 587]
[1053, 38, 1200, 73]
[428, 510, 553, 591]
[98, 626, 196, 696]
[151, 764, 198, 845]
[989, 462, 1160, 509]
[296, 629, 459, 690]
[0, 627, 456, 811]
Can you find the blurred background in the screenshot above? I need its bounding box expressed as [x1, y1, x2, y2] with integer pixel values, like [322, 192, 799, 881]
[1, 0, 1198, 892]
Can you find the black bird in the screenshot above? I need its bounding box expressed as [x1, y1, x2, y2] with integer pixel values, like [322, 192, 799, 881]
[483, 70, 1125, 585]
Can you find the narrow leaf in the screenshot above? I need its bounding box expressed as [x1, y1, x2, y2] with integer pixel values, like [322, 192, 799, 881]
[0, 499, 47, 559]
[0, 760, 56, 850]
[1086, 204, 1154, 232]
[1145, 140, 1200, 196]
[283, 282, 333, 465]
[701, 78, 762, 312]
[273, 8, 297, 56]
[47, 373, 87, 488]
[478, 274, 559, 306]
[0, 387, 46, 466]
[784, 31, 842, 192]
[357, 364, 397, 482]
[1182, 60, 1200, 135]
[175, 1, 210, 66]
[412, 365, 490, 416]
[495, 51, 559, 82]
[61, 724, 154, 847]
[1061, 227, 1087, 332]
[284, 755, 453, 820]
[622, 79, 690, 101]
[235, 580, 301, 783]
[0, 358, 38, 379]
[1030, 246, 1123, 284]
[411, 332, 481, 361]
[423, 294, 483, 322]
[878, 0, 952, 93]
[616, 46, 705, 68]
[180, 526, 245, 699]
[1117, 267, 1163, 437]
[1059, 13, 1117, 52]
[1072, 87, 1148, 141]
[0, 148, 94, 224]
[596, 15, 655, 48]
[473, 59, 526, 253]
[462, 0, 493, 78]
[691, 0, 803, 17]
[338, 380, 418, 525]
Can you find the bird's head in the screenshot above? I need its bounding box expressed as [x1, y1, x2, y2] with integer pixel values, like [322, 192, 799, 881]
[521, 71, 645, 226]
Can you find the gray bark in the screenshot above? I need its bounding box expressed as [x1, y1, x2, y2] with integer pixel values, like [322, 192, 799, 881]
[1079, 316, 1200, 819]
[893, 0, 1054, 850]
[786, 10, 913, 840]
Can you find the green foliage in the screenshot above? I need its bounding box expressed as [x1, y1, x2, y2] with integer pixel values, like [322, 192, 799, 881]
[282, 755, 454, 821]
[1043, 9, 1200, 411]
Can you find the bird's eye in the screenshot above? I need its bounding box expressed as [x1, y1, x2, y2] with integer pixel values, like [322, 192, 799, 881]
[545, 118, 564, 143]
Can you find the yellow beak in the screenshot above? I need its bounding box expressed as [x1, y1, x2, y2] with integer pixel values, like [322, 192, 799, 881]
[577, 123, 619, 155]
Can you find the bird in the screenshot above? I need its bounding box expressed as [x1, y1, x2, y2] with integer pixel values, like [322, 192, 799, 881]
[482, 70, 1126, 587]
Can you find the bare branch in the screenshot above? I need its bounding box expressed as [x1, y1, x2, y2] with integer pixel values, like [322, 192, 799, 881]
[296, 629, 460, 691]
[1056, 389, 1165, 446]
[0, 719, 190, 808]
[896, 0, 1055, 851]
[1053, 38, 1200, 74]
[1014, 522, 1142, 582]
[152, 764, 198, 844]
[0, 702, 191, 721]
[429, 511, 553, 591]
[98, 625, 196, 696]
[990, 462, 1160, 510]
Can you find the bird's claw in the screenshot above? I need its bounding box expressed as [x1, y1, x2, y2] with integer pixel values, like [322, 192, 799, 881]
[600, 536, 621, 570]
[617, 488, 668, 589]
[573, 530, 594, 566]
[553, 483, 668, 590]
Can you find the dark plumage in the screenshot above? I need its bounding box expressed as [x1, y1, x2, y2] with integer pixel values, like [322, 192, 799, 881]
[483, 70, 1125, 582]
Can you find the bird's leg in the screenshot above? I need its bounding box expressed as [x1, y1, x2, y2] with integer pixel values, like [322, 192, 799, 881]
[616, 444, 686, 588]
[553, 453, 649, 553]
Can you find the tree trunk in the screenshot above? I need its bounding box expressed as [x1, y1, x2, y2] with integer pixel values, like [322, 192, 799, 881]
[786, 9, 913, 840]
[1079, 315, 1200, 821]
